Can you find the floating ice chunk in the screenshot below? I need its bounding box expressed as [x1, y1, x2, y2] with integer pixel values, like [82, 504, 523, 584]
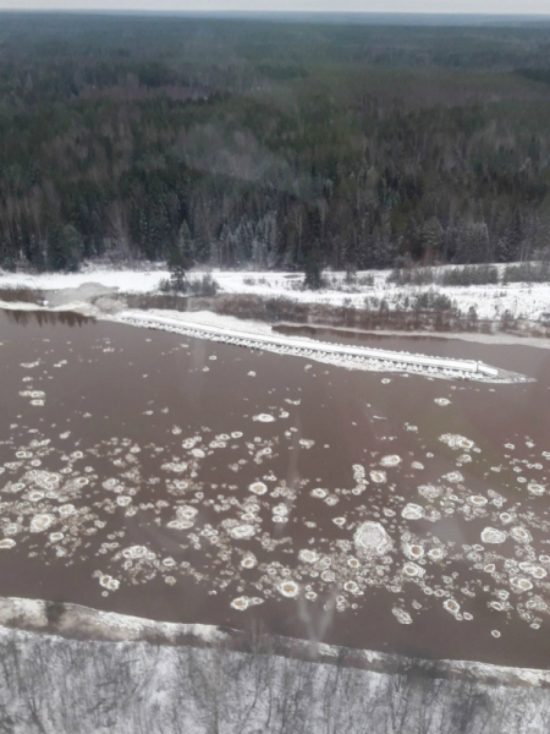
[230, 524, 256, 540]
[299, 549, 319, 564]
[403, 543, 424, 560]
[510, 577, 533, 592]
[343, 581, 359, 594]
[369, 470, 387, 484]
[122, 545, 149, 560]
[439, 434, 475, 451]
[443, 599, 460, 617]
[418, 484, 441, 500]
[511, 526, 532, 543]
[241, 553, 257, 569]
[99, 575, 120, 591]
[167, 520, 194, 530]
[310, 488, 327, 499]
[481, 527, 507, 544]
[231, 597, 250, 611]
[434, 398, 451, 406]
[468, 495, 488, 507]
[401, 504, 424, 520]
[252, 414, 275, 423]
[527, 482, 546, 496]
[354, 521, 392, 555]
[0, 539, 16, 549]
[402, 562, 425, 578]
[427, 547, 446, 561]
[411, 462, 424, 470]
[380, 455, 401, 468]
[443, 471, 464, 484]
[30, 514, 55, 533]
[519, 562, 547, 579]
[177, 506, 198, 521]
[392, 607, 413, 624]
[163, 461, 189, 472]
[249, 482, 267, 495]
[278, 581, 300, 598]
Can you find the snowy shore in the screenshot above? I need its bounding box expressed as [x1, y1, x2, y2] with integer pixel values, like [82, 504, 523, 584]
[1, 597, 550, 734]
[0, 262, 549, 322]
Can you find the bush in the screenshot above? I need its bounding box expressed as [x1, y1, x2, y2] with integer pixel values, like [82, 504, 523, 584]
[413, 291, 454, 311]
[159, 278, 172, 293]
[503, 262, 550, 284]
[356, 274, 374, 287]
[387, 267, 436, 286]
[188, 273, 219, 297]
[441, 264, 499, 286]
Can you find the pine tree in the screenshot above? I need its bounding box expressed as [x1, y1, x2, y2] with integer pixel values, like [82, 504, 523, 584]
[303, 205, 324, 290]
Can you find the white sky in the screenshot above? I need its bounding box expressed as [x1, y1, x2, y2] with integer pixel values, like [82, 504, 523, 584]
[1, 1, 549, 16]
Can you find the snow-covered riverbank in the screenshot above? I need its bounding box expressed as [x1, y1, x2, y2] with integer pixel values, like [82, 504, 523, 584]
[1, 263, 549, 322]
[1, 597, 550, 734]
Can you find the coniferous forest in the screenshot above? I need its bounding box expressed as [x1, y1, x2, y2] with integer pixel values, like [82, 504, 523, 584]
[1, 13, 550, 272]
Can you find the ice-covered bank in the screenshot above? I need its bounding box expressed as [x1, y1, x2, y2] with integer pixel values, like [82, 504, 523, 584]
[117, 308, 525, 383]
[1, 597, 550, 734]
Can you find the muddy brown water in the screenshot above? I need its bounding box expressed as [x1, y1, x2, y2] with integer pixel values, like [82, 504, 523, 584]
[1, 308, 550, 669]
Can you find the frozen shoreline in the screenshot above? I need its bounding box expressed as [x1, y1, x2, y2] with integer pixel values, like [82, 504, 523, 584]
[0, 265, 544, 377]
[117, 308, 520, 382]
[0, 596, 548, 687]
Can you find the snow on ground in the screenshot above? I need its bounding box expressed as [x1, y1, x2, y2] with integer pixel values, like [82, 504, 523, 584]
[2, 596, 550, 733]
[0, 264, 168, 294]
[1, 263, 549, 321]
[214, 267, 550, 321]
[1, 620, 550, 733]
[1, 596, 549, 688]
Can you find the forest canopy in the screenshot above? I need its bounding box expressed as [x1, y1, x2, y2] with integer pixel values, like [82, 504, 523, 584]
[1, 13, 550, 271]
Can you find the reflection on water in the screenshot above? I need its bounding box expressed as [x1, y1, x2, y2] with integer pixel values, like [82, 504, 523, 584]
[0, 308, 550, 669]
[4, 309, 95, 328]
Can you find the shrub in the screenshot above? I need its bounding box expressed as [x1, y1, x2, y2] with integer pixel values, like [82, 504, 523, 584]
[441, 264, 499, 286]
[503, 261, 550, 284]
[413, 291, 454, 311]
[188, 273, 219, 297]
[387, 267, 436, 286]
[356, 274, 374, 287]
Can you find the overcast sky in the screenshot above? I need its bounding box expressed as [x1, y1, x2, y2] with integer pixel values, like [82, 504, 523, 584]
[1, 0, 549, 16]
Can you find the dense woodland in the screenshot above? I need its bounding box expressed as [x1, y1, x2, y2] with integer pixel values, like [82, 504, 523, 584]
[1, 13, 550, 272]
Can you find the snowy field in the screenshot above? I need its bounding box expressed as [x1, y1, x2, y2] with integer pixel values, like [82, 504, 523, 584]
[1, 263, 549, 322]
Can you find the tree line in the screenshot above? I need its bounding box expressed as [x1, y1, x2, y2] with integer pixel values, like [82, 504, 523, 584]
[1, 13, 550, 273]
